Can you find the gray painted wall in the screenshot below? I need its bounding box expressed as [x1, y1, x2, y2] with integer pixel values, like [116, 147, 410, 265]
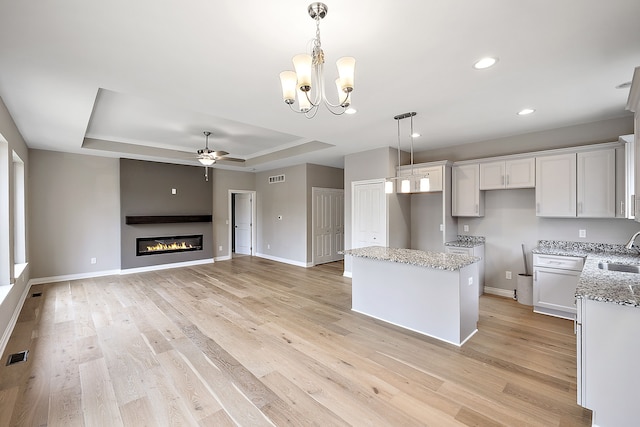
[120, 159, 213, 269]
[0, 96, 30, 351]
[343, 147, 411, 272]
[30, 151, 120, 278]
[211, 169, 255, 259]
[459, 188, 640, 291]
[256, 164, 307, 264]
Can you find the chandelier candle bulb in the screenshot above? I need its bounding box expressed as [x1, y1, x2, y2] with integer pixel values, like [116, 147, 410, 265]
[336, 56, 355, 91]
[298, 88, 311, 112]
[292, 54, 313, 91]
[279, 71, 297, 104]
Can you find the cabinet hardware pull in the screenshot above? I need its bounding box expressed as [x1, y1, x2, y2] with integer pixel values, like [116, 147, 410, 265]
[506, 175, 509, 186]
[502, 175, 505, 186]
[475, 204, 478, 214]
[621, 201, 625, 216]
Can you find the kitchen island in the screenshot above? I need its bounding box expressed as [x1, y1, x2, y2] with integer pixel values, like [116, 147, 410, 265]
[343, 246, 480, 346]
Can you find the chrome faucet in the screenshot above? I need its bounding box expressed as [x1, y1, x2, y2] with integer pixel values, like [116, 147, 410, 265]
[625, 231, 640, 253]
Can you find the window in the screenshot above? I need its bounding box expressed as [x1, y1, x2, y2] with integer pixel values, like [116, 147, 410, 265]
[13, 151, 26, 276]
[0, 136, 8, 285]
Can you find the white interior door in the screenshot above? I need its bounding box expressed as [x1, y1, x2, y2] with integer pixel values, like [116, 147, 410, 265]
[312, 188, 344, 265]
[234, 193, 252, 255]
[352, 180, 386, 249]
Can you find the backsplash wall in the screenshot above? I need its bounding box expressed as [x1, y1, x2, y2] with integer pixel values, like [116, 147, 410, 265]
[458, 188, 640, 292]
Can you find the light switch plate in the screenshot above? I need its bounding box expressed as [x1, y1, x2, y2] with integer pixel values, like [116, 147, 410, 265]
[579, 229, 586, 238]
[463, 225, 469, 232]
[171, 188, 177, 195]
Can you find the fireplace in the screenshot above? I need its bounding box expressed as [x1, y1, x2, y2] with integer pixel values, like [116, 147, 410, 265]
[136, 235, 203, 256]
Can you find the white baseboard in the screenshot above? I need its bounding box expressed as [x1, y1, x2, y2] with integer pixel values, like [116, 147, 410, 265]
[30, 269, 122, 285]
[343, 271, 352, 278]
[30, 258, 215, 284]
[483, 286, 516, 299]
[255, 253, 312, 268]
[120, 258, 214, 275]
[0, 280, 32, 359]
[214, 255, 232, 262]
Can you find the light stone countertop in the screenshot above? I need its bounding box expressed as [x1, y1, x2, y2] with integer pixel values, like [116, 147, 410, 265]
[532, 240, 640, 308]
[445, 235, 486, 248]
[343, 246, 480, 271]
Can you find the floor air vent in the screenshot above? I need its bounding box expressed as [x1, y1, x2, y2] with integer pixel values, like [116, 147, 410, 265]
[32, 292, 42, 297]
[6, 350, 28, 366]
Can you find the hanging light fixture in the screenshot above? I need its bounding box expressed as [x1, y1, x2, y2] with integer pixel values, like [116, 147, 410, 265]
[279, 3, 356, 118]
[385, 112, 427, 194]
[198, 131, 216, 166]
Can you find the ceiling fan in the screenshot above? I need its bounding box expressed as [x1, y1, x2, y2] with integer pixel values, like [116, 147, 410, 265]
[197, 131, 244, 166]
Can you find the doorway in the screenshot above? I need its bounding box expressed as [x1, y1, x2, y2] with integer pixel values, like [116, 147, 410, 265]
[312, 187, 345, 265]
[229, 190, 256, 258]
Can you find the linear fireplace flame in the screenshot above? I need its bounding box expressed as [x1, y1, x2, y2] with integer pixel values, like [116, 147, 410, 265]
[136, 235, 203, 256]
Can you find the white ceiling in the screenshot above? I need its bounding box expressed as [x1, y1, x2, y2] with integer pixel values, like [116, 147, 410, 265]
[1, 0, 639, 171]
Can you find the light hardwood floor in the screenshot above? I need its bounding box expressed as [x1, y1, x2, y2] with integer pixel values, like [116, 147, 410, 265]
[0, 257, 591, 426]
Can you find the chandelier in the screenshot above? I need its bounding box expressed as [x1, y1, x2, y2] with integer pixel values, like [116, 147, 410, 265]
[279, 2, 356, 118]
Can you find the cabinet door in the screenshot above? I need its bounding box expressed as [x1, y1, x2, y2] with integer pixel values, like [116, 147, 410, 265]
[479, 161, 505, 190]
[452, 164, 483, 217]
[577, 149, 615, 218]
[535, 154, 577, 217]
[533, 266, 579, 318]
[505, 158, 535, 188]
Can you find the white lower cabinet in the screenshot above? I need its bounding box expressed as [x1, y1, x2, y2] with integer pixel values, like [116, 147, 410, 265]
[532, 254, 583, 319]
[577, 297, 640, 426]
[445, 244, 484, 295]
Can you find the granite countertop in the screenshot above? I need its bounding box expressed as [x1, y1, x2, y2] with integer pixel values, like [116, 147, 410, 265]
[532, 240, 640, 308]
[343, 246, 480, 271]
[445, 235, 486, 248]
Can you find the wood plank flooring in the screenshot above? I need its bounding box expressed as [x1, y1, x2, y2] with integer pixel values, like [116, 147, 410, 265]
[0, 256, 591, 426]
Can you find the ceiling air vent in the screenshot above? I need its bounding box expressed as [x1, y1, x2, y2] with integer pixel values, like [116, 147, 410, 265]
[268, 174, 285, 184]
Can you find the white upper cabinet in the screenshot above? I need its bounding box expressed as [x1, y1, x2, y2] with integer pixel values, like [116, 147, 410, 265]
[577, 149, 616, 218]
[479, 158, 535, 190]
[536, 153, 577, 217]
[452, 163, 484, 217]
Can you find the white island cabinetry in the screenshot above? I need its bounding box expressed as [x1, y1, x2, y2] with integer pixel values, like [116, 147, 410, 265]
[345, 246, 479, 346]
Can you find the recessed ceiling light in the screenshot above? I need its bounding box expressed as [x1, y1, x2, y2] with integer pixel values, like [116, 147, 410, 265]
[473, 57, 498, 70]
[345, 107, 357, 115]
[517, 108, 536, 116]
[411, 132, 421, 138]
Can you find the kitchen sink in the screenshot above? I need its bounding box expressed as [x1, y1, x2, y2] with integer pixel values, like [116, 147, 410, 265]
[597, 262, 640, 273]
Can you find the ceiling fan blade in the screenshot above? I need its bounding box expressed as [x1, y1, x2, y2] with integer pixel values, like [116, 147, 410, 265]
[212, 150, 229, 157]
[217, 157, 245, 163]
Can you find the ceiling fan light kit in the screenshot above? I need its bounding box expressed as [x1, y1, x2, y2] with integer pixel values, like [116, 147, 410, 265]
[197, 131, 216, 166]
[279, 2, 356, 118]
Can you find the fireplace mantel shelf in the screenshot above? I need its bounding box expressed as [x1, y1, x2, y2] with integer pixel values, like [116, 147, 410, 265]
[125, 215, 212, 225]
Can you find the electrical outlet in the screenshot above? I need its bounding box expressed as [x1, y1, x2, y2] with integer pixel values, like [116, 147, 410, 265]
[218, 246, 222, 251]
[463, 224, 469, 232]
[506, 271, 512, 280]
[267, 244, 271, 249]
[579, 229, 586, 238]
[468, 277, 473, 286]
[439, 224, 444, 231]
[90, 257, 97, 264]
[171, 188, 177, 195]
